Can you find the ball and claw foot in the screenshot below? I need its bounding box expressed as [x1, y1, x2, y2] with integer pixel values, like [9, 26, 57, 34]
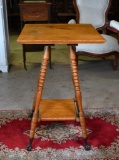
[28, 110, 34, 118]
[84, 138, 91, 151]
[26, 145, 32, 151]
[26, 138, 33, 151]
[85, 144, 91, 151]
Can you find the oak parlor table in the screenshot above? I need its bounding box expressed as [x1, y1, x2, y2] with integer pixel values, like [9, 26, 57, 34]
[17, 24, 105, 151]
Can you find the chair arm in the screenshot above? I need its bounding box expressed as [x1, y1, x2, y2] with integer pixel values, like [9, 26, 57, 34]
[68, 19, 76, 24]
[107, 20, 119, 35]
[108, 20, 119, 44]
[110, 20, 119, 31]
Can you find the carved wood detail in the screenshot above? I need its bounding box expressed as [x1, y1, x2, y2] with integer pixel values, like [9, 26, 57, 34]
[20, 4, 49, 21]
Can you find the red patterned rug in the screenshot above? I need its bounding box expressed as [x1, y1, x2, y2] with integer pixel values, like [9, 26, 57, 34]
[0, 109, 119, 160]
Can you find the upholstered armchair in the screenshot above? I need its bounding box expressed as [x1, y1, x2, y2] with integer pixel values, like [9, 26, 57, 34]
[68, 0, 119, 70]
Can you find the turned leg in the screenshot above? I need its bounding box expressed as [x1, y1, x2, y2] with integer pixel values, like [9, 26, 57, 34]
[26, 46, 50, 151]
[29, 46, 52, 119]
[69, 45, 91, 150]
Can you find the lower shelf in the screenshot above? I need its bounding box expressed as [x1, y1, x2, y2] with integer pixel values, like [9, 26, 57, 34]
[39, 99, 77, 121]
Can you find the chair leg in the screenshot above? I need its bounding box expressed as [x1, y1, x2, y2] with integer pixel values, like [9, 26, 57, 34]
[22, 45, 27, 70]
[113, 54, 119, 70]
[49, 46, 52, 69]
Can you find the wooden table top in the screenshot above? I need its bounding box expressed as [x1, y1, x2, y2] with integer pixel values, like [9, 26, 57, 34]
[17, 24, 105, 44]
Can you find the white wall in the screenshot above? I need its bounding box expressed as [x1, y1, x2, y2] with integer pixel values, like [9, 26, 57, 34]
[0, 0, 10, 72]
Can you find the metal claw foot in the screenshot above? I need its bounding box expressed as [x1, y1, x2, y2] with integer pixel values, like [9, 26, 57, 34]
[26, 138, 33, 151]
[28, 110, 34, 118]
[26, 144, 32, 151]
[85, 143, 91, 151]
[84, 138, 91, 151]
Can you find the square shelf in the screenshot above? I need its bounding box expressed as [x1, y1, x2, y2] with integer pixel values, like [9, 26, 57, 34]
[39, 99, 77, 121]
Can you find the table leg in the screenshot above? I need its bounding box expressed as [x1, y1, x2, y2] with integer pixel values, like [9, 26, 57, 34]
[26, 46, 50, 151]
[69, 45, 91, 150]
[29, 45, 51, 119]
[22, 44, 27, 70]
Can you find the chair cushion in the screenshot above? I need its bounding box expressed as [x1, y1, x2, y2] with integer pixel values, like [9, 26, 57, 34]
[76, 34, 119, 54]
